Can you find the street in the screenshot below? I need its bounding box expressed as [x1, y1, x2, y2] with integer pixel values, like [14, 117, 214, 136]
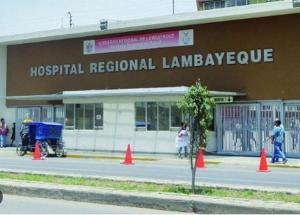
[0, 194, 180, 214]
[0, 150, 299, 190]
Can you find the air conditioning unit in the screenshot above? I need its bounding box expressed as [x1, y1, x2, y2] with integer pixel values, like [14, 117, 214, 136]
[100, 20, 108, 30]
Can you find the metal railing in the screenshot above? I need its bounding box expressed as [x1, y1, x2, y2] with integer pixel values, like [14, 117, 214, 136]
[216, 102, 300, 158]
[197, 0, 292, 11]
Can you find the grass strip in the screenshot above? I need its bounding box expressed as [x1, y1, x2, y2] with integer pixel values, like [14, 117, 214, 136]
[0, 171, 299, 204]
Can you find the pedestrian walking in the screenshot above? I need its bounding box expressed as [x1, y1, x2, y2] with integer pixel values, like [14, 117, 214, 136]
[270, 119, 287, 164]
[176, 122, 189, 158]
[10, 122, 16, 146]
[0, 118, 8, 148]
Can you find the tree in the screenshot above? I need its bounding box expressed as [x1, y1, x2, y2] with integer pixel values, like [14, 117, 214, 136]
[177, 80, 215, 193]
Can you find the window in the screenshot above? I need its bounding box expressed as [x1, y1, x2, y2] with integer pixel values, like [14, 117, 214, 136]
[65, 104, 74, 128]
[95, 104, 103, 128]
[54, 106, 64, 124]
[135, 102, 146, 128]
[171, 103, 182, 127]
[65, 103, 103, 130]
[75, 104, 84, 129]
[41, 106, 53, 122]
[85, 104, 94, 129]
[159, 103, 169, 131]
[135, 102, 183, 131]
[147, 102, 158, 131]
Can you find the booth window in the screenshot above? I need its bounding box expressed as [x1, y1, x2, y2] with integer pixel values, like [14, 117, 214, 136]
[75, 104, 84, 129]
[135, 102, 183, 131]
[147, 102, 158, 130]
[65, 104, 75, 129]
[171, 103, 182, 127]
[84, 104, 94, 129]
[95, 104, 103, 128]
[65, 103, 103, 130]
[135, 102, 146, 129]
[159, 102, 169, 131]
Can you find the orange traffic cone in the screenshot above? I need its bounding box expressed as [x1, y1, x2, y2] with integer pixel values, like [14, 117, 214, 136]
[258, 148, 270, 172]
[121, 144, 134, 165]
[33, 141, 41, 160]
[196, 148, 206, 168]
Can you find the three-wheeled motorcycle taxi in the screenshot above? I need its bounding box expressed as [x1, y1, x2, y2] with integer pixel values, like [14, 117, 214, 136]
[16, 122, 65, 158]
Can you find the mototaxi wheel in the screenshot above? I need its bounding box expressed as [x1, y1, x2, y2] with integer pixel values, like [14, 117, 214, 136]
[16, 144, 26, 156]
[40, 141, 49, 159]
[55, 145, 65, 158]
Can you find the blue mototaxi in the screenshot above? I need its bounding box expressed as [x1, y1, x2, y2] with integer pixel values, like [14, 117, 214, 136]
[16, 121, 65, 157]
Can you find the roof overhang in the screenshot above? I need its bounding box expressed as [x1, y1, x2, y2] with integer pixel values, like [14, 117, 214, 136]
[3, 87, 246, 101]
[0, 0, 299, 45]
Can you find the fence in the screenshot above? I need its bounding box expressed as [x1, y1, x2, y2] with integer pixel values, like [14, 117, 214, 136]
[216, 102, 300, 157]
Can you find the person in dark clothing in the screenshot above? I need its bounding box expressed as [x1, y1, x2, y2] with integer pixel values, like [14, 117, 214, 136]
[10, 123, 15, 146]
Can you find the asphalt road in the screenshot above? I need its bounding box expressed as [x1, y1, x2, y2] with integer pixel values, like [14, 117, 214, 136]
[0, 150, 299, 190]
[0, 194, 178, 214]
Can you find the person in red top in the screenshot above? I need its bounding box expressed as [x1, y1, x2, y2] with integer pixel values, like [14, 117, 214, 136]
[0, 118, 8, 148]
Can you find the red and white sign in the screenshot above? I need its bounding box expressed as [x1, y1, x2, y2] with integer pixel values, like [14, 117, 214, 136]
[83, 29, 193, 55]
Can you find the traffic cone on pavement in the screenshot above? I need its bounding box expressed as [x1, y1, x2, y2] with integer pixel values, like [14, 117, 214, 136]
[196, 148, 206, 168]
[33, 141, 41, 160]
[258, 148, 270, 172]
[121, 144, 134, 165]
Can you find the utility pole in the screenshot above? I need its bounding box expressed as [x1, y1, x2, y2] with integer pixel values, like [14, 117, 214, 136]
[172, 0, 175, 14]
[68, 11, 73, 28]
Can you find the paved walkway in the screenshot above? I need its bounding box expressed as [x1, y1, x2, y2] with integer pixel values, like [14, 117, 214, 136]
[1, 147, 300, 168]
[64, 149, 300, 168]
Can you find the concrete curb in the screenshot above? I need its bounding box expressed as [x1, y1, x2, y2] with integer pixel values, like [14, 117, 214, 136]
[1, 168, 300, 194]
[24, 152, 222, 164]
[269, 163, 300, 168]
[0, 179, 300, 214]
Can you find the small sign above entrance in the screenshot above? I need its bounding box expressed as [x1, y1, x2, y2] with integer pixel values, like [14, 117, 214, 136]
[214, 96, 233, 103]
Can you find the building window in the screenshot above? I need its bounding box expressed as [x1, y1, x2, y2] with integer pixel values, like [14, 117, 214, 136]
[171, 102, 182, 127]
[135, 102, 147, 129]
[54, 106, 64, 125]
[85, 104, 94, 130]
[75, 104, 84, 129]
[65, 103, 103, 130]
[65, 104, 75, 129]
[135, 102, 183, 131]
[159, 102, 169, 131]
[147, 102, 158, 131]
[95, 103, 103, 129]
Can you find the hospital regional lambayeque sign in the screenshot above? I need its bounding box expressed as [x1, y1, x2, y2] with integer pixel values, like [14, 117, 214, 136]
[30, 49, 274, 77]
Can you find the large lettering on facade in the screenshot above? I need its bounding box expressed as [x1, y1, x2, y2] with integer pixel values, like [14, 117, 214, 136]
[30, 48, 274, 77]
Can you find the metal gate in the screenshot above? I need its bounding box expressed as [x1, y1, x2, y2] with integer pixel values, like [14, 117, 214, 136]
[217, 104, 260, 154]
[217, 102, 284, 156]
[260, 103, 282, 155]
[284, 104, 300, 155]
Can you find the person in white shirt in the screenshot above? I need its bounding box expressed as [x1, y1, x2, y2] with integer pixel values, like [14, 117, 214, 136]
[176, 122, 189, 158]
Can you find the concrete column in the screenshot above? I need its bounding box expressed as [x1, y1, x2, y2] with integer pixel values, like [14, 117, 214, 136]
[0, 45, 16, 126]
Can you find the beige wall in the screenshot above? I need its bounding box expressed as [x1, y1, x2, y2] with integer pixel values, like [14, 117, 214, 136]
[0, 45, 15, 127]
[63, 95, 187, 153]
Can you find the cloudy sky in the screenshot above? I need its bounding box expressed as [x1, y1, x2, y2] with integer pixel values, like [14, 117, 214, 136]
[0, 0, 197, 36]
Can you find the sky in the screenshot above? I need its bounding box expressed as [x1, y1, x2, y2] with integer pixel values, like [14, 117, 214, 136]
[0, 0, 197, 36]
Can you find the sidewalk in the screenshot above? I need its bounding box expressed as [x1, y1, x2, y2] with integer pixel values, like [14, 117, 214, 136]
[2, 147, 300, 168]
[64, 149, 300, 168]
